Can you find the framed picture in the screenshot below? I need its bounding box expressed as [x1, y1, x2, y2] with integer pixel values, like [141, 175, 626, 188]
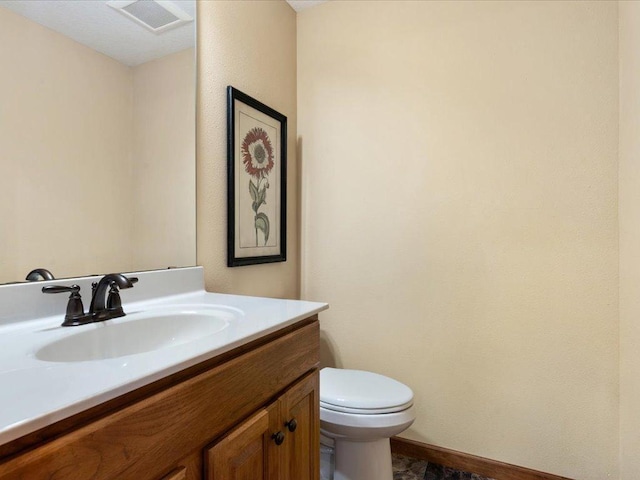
[227, 86, 287, 267]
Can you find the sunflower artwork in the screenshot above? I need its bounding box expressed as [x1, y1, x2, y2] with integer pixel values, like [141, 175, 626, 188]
[242, 127, 274, 247]
[227, 86, 287, 267]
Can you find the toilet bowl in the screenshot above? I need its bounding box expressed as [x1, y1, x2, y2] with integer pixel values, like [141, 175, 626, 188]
[320, 367, 415, 480]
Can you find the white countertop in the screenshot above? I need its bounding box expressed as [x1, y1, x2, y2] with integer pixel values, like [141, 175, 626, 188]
[0, 267, 328, 447]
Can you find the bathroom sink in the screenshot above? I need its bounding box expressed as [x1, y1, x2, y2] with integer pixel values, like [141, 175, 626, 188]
[35, 307, 236, 362]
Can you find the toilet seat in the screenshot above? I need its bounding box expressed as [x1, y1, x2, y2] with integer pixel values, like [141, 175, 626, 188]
[320, 400, 413, 415]
[320, 368, 414, 414]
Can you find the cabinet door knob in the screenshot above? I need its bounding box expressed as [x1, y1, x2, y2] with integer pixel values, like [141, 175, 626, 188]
[285, 418, 297, 432]
[272, 431, 285, 445]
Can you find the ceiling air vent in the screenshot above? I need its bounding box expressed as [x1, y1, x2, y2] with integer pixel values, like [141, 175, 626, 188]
[107, 0, 193, 34]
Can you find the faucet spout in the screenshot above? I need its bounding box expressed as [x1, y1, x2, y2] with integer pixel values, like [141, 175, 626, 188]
[26, 268, 55, 281]
[89, 273, 138, 321]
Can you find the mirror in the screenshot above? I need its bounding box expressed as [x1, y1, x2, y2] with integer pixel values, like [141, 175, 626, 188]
[0, 0, 196, 284]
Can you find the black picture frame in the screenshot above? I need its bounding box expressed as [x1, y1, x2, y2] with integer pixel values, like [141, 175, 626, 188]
[227, 86, 287, 267]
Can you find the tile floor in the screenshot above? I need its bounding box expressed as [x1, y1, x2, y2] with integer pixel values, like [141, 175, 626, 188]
[392, 454, 497, 480]
[321, 449, 496, 480]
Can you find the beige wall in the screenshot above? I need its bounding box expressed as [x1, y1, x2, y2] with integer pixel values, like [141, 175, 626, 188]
[196, 0, 298, 298]
[132, 49, 196, 271]
[0, 6, 134, 282]
[298, 2, 619, 478]
[619, 3, 640, 478]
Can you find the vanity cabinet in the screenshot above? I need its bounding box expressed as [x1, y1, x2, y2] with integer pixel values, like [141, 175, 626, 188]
[0, 317, 319, 480]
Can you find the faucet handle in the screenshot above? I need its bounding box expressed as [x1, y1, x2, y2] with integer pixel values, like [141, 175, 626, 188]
[42, 285, 78, 295]
[106, 281, 123, 311]
[105, 276, 138, 318]
[42, 285, 92, 326]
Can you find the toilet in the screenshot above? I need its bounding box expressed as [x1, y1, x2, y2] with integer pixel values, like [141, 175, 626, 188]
[320, 367, 416, 480]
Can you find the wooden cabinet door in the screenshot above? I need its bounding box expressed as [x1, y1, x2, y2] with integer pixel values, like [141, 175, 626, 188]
[206, 370, 319, 480]
[157, 450, 203, 480]
[207, 407, 273, 480]
[279, 371, 320, 480]
[159, 467, 187, 480]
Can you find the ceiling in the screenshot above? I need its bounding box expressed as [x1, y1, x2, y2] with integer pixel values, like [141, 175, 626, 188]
[0, 0, 195, 66]
[286, 0, 328, 12]
[0, 0, 326, 66]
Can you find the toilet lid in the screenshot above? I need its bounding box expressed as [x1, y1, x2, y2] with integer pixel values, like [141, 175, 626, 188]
[320, 368, 414, 414]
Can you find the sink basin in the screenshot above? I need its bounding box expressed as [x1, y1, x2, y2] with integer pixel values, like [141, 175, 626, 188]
[35, 306, 236, 362]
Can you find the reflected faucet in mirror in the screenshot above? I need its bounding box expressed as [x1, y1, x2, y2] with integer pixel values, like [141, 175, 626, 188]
[25, 269, 55, 281]
[42, 274, 138, 327]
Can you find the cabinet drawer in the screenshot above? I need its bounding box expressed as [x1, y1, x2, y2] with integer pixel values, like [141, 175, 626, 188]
[0, 321, 319, 480]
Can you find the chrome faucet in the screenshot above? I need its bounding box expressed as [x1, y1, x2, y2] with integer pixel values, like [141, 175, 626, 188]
[43, 273, 138, 326]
